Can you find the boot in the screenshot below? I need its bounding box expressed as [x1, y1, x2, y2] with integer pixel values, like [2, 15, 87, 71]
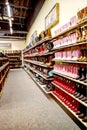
[82, 116, 87, 122]
[74, 84, 81, 97]
[80, 68, 86, 81]
[81, 26, 87, 40]
[81, 49, 87, 61]
[84, 67, 87, 83]
[78, 49, 84, 61]
[76, 67, 82, 80]
[76, 28, 82, 42]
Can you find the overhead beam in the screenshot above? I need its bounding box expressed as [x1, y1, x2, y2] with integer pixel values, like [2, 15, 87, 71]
[0, 38, 25, 41]
[0, 14, 26, 19]
[0, 30, 27, 34]
[0, 2, 32, 10]
[0, 20, 25, 25]
[0, 35, 26, 40]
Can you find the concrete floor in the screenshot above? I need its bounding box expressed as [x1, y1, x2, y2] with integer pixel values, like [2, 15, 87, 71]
[0, 68, 81, 130]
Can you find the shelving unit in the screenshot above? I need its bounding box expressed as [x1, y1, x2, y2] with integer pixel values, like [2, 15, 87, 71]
[0, 53, 9, 97]
[23, 37, 52, 53]
[52, 39, 87, 51]
[52, 82, 87, 107]
[23, 36, 54, 94]
[50, 16, 87, 130]
[5, 50, 22, 69]
[51, 18, 87, 43]
[53, 58, 87, 65]
[24, 59, 53, 68]
[51, 92, 87, 129]
[24, 63, 53, 81]
[24, 67, 52, 94]
[23, 7, 87, 130]
[53, 71, 87, 86]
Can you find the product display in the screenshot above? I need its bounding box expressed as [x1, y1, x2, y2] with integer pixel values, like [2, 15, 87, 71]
[45, 42, 54, 50]
[0, 52, 9, 96]
[23, 33, 55, 94]
[0, 1, 87, 130]
[23, 7, 87, 129]
[77, 6, 87, 22]
[5, 50, 22, 69]
[43, 82, 55, 92]
[49, 8, 87, 130]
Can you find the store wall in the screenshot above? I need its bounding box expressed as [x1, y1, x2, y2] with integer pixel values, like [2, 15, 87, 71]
[26, 0, 87, 45]
[0, 40, 25, 50]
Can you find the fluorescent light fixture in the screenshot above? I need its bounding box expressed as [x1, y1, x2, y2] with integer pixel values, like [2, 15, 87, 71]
[5, 0, 11, 18]
[6, 0, 9, 5]
[7, 4, 11, 17]
[6, 2, 9, 5]
[9, 19, 12, 27]
[10, 27, 13, 34]
[5, 0, 13, 35]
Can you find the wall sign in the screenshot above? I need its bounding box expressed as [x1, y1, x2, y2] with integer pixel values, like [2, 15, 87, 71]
[0, 43, 11, 50]
[45, 3, 59, 30]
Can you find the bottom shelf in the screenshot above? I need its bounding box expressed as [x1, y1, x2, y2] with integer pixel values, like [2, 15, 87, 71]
[24, 67, 53, 94]
[10, 65, 22, 69]
[0, 67, 9, 97]
[24, 67, 87, 130]
[51, 92, 87, 130]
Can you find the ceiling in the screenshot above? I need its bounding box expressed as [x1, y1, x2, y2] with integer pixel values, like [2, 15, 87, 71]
[0, 0, 45, 40]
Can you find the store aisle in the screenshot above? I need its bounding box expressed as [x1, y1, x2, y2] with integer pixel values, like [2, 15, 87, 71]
[0, 69, 81, 130]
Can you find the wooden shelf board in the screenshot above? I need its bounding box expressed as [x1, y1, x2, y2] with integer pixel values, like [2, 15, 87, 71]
[53, 59, 87, 65]
[24, 64, 53, 81]
[51, 92, 87, 129]
[24, 59, 53, 68]
[24, 68, 51, 94]
[0, 62, 9, 73]
[53, 71, 87, 86]
[51, 18, 87, 41]
[23, 37, 51, 53]
[52, 82, 87, 107]
[52, 39, 87, 51]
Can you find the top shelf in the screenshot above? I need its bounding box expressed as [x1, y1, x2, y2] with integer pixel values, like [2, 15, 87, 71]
[23, 18, 87, 54]
[51, 18, 87, 41]
[52, 39, 87, 51]
[23, 37, 52, 53]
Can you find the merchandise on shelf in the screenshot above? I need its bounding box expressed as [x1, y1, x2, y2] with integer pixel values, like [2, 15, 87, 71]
[45, 42, 54, 51]
[54, 15, 77, 37]
[53, 86, 80, 112]
[23, 6, 87, 129]
[43, 82, 55, 92]
[77, 6, 87, 22]
[0, 52, 9, 96]
[5, 50, 22, 69]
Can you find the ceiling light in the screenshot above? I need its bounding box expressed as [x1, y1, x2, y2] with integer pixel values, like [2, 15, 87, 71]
[9, 19, 12, 27]
[6, 2, 9, 5]
[5, 0, 9, 5]
[7, 4, 11, 18]
[10, 28, 13, 34]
